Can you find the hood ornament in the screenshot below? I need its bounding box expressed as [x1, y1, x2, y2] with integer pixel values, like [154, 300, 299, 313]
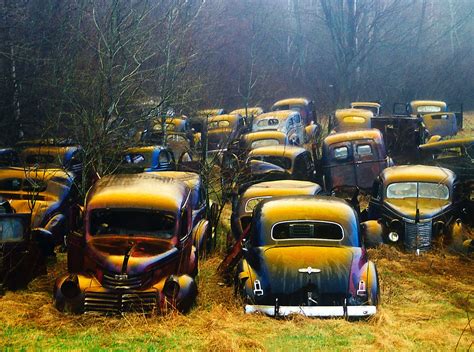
[298, 267, 321, 275]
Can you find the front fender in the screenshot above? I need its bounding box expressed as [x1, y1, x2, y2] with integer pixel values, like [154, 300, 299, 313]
[53, 273, 96, 313]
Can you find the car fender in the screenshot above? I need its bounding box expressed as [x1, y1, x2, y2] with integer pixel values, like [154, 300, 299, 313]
[192, 219, 209, 256]
[359, 261, 380, 306]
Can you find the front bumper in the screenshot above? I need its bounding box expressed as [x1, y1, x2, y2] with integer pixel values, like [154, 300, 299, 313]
[245, 304, 376, 317]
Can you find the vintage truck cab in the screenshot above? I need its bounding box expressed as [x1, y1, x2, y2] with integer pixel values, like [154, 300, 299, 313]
[54, 173, 209, 314]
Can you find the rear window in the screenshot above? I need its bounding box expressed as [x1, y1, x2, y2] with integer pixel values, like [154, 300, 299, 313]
[356, 144, 372, 156]
[245, 196, 271, 212]
[123, 153, 151, 165]
[416, 105, 442, 113]
[272, 221, 344, 241]
[334, 146, 348, 160]
[208, 120, 230, 129]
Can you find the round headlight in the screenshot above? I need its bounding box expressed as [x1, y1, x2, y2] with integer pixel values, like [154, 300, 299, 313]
[61, 275, 80, 299]
[388, 231, 399, 242]
[163, 278, 180, 298]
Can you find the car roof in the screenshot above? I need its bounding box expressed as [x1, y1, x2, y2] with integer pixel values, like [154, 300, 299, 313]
[243, 131, 287, 142]
[197, 108, 225, 117]
[254, 110, 298, 122]
[248, 145, 307, 158]
[272, 97, 309, 107]
[125, 146, 167, 154]
[230, 107, 263, 115]
[324, 129, 383, 145]
[87, 173, 189, 213]
[335, 108, 374, 119]
[380, 165, 455, 184]
[241, 180, 321, 202]
[410, 100, 446, 108]
[419, 137, 474, 151]
[351, 102, 381, 108]
[256, 195, 357, 231]
[150, 171, 200, 191]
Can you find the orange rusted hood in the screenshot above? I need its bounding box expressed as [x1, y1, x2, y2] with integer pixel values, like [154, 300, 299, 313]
[87, 237, 177, 275]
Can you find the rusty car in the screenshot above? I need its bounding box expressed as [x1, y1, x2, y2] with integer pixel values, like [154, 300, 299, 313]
[0, 167, 79, 247]
[330, 108, 373, 132]
[271, 97, 316, 126]
[418, 137, 474, 182]
[252, 110, 306, 146]
[206, 114, 246, 154]
[367, 165, 465, 251]
[350, 102, 382, 116]
[321, 129, 392, 191]
[55, 173, 209, 314]
[0, 206, 55, 294]
[235, 196, 379, 318]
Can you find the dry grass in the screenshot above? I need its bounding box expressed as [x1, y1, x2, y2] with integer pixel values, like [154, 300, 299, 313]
[1, 239, 473, 350]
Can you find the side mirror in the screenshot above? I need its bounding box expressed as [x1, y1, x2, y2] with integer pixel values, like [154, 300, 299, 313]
[361, 220, 384, 248]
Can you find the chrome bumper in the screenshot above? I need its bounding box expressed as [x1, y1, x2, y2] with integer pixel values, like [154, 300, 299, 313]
[245, 304, 376, 317]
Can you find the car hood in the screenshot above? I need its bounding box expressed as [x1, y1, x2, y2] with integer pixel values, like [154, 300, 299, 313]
[249, 160, 289, 175]
[255, 246, 358, 298]
[385, 198, 451, 220]
[86, 236, 178, 276]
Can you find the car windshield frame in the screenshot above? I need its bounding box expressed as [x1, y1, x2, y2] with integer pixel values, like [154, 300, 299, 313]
[386, 182, 450, 200]
[89, 208, 177, 238]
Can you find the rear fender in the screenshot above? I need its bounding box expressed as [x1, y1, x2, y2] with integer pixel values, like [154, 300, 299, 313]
[192, 219, 209, 256]
[359, 261, 379, 305]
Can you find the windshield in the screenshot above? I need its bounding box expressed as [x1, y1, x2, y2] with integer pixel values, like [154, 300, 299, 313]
[249, 156, 292, 170]
[416, 105, 442, 113]
[254, 118, 280, 130]
[0, 177, 48, 193]
[251, 139, 279, 149]
[208, 120, 230, 130]
[386, 182, 449, 200]
[90, 209, 176, 238]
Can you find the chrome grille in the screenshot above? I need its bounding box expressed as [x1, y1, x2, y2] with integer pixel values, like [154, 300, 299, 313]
[405, 221, 432, 251]
[84, 291, 158, 314]
[102, 272, 150, 289]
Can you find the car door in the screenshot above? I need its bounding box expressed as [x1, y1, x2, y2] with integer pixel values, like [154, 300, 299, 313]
[324, 142, 356, 190]
[354, 140, 384, 190]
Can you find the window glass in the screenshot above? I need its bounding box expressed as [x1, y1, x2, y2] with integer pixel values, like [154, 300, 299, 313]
[256, 118, 279, 128]
[158, 151, 170, 164]
[416, 105, 442, 113]
[208, 120, 230, 130]
[249, 156, 292, 170]
[356, 144, 372, 156]
[0, 217, 25, 242]
[167, 134, 186, 142]
[272, 221, 344, 241]
[90, 209, 176, 238]
[251, 139, 279, 149]
[386, 182, 449, 200]
[153, 123, 176, 131]
[334, 146, 348, 160]
[124, 153, 146, 165]
[245, 197, 270, 212]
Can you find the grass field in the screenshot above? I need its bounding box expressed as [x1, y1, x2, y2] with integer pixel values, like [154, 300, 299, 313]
[1, 230, 473, 351]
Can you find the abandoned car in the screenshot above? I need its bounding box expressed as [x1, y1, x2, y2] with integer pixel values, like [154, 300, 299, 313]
[271, 97, 316, 126]
[252, 110, 305, 146]
[55, 173, 209, 314]
[321, 129, 392, 191]
[330, 108, 373, 132]
[350, 102, 382, 116]
[207, 114, 246, 153]
[0, 167, 79, 246]
[230, 180, 322, 241]
[120, 146, 176, 173]
[418, 137, 474, 182]
[236, 196, 379, 318]
[0, 209, 54, 293]
[367, 165, 464, 251]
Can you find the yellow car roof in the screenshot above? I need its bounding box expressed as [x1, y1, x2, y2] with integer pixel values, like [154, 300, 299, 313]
[242, 180, 321, 201]
[87, 173, 189, 212]
[208, 114, 241, 123]
[243, 131, 287, 143]
[335, 108, 374, 119]
[272, 97, 309, 107]
[410, 100, 446, 108]
[380, 165, 455, 184]
[350, 102, 381, 108]
[324, 129, 383, 145]
[149, 171, 200, 191]
[254, 110, 296, 121]
[230, 107, 263, 116]
[248, 145, 306, 158]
